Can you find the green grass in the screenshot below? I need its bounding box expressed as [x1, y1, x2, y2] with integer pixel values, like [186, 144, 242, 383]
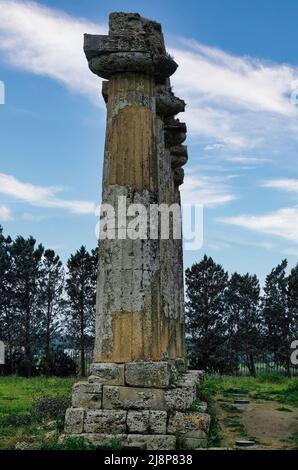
[199, 374, 298, 408]
[0, 376, 75, 449]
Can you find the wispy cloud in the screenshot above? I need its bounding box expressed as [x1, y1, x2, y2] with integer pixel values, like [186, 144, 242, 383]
[218, 207, 298, 244]
[262, 178, 298, 193]
[182, 173, 236, 208]
[0, 0, 106, 102]
[170, 39, 298, 154]
[0, 204, 12, 221]
[0, 173, 95, 215]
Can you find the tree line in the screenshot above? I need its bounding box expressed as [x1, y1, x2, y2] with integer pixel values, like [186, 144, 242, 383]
[186, 255, 298, 376]
[1, 224, 297, 378]
[0, 226, 97, 377]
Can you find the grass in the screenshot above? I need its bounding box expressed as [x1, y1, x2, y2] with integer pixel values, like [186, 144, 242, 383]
[197, 373, 298, 448]
[199, 374, 298, 407]
[0, 376, 75, 449]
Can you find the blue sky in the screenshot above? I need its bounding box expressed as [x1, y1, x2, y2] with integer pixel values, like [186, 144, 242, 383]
[0, 0, 298, 285]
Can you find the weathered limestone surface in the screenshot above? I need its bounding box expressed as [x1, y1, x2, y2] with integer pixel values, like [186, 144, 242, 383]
[102, 385, 166, 410]
[167, 412, 211, 438]
[64, 408, 84, 434]
[72, 383, 102, 409]
[127, 410, 167, 434]
[64, 12, 210, 451]
[84, 410, 127, 433]
[88, 12, 186, 364]
[89, 363, 125, 385]
[125, 361, 172, 388]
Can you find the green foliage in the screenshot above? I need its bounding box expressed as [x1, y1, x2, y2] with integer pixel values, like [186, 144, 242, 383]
[32, 395, 71, 429]
[98, 437, 125, 450]
[65, 246, 97, 376]
[40, 436, 96, 450]
[0, 376, 75, 449]
[290, 431, 298, 450]
[186, 255, 230, 373]
[38, 350, 77, 377]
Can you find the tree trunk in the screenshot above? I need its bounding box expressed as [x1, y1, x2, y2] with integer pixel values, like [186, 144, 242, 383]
[80, 308, 86, 377]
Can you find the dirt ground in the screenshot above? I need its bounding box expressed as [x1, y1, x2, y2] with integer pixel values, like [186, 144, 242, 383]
[216, 397, 298, 450]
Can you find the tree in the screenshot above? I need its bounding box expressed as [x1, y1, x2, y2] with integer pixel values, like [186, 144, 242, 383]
[262, 260, 292, 375]
[185, 255, 229, 373]
[225, 273, 261, 377]
[287, 263, 298, 361]
[10, 236, 44, 376]
[39, 249, 65, 375]
[0, 226, 15, 368]
[65, 246, 97, 376]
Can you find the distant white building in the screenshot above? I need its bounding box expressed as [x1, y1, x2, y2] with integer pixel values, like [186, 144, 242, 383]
[0, 341, 5, 365]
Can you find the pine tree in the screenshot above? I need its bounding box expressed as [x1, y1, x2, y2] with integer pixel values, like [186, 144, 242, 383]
[185, 255, 229, 373]
[225, 273, 261, 377]
[9, 236, 44, 376]
[0, 226, 14, 368]
[65, 246, 97, 376]
[39, 249, 65, 375]
[262, 260, 292, 375]
[287, 263, 298, 362]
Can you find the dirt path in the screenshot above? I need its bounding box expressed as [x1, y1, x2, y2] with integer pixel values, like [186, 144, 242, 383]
[216, 397, 298, 450]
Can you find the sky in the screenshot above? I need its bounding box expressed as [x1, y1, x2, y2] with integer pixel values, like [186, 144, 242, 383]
[0, 0, 298, 285]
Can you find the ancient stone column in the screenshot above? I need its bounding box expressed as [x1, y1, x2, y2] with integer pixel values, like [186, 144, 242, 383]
[84, 12, 186, 366]
[63, 12, 210, 450]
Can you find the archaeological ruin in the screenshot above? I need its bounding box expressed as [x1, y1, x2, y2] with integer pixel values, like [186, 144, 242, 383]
[63, 12, 210, 450]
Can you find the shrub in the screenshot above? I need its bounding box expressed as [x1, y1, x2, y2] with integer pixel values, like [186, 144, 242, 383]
[40, 436, 96, 450]
[38, 350, 77, 377]
[32, 395, 70, 430]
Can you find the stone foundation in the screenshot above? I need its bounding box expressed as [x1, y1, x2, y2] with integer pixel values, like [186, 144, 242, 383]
[63, 362, 209, 450]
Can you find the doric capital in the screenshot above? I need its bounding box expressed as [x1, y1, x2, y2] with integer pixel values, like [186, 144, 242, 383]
[84, 13, 178, 80]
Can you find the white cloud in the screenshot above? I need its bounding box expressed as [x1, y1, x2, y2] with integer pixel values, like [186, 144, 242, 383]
[218, 207, 298, 244]
[0, 204, 12, 221]
[1, 1, 297, 157]
[0, 173, 95, 214]
[169, 39, 298, 153]
[0, 0, 106, 102]
[262, 178, 298, 193]
[171, 40, 295, 115]
[182, 173, 236, 208]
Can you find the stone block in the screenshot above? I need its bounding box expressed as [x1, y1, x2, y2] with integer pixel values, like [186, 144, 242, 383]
[84, 410, 127, 433]
[125, 361, 172, 388]
[103, 385, 166, 410]
[127, 434, 176, 450]
[175, 358, 186, 374]
[127, 410, 167, 434]
[167, 412, 210, 438]
[182, 437, 207, 449]
[64, 408, 84, 434]
[72, 382, 102, 409]
[89, 363, 125, 385]
[164, 387, 194, 411]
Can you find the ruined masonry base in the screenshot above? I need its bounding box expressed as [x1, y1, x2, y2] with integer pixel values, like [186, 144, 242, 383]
[63, 362, 210, 450]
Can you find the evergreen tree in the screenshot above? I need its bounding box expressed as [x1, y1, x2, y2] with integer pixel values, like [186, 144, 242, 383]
[65, 246, 97, 376]
[10, 236, 44, 376]
[39, 249, 65, 375]
[225, 273, 261, 377]
[185, 255, 229, 373]
[262, 260, 292, 375]
[287, 263, 298, 360]
[0, 226, 15, 367]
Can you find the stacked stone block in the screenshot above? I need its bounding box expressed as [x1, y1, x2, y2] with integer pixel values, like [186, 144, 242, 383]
[64, 363, 209, 450]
